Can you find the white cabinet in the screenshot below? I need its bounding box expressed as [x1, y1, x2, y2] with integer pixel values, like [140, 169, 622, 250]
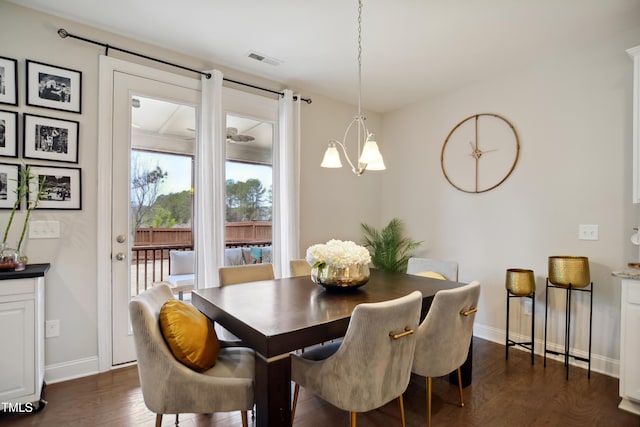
[0, 264, 48, 412]
[620, 278, 640, 415]
[628, 46, 640, 203]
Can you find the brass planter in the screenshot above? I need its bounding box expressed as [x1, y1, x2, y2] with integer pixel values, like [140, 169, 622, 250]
[505, 268, 536, 296]
[548, 256, 590, 288]
[311, 263, 370, 291]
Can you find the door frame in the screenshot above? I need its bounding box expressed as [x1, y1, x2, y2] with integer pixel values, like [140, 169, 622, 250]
[96, 56, 201, 370]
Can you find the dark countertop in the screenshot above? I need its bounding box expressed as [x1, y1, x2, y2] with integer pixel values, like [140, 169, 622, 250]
[0, 263, 50, 280]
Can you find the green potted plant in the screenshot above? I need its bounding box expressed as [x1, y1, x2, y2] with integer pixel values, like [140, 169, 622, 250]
[1, 165, 45, 270]
[360, 217, 422, 273]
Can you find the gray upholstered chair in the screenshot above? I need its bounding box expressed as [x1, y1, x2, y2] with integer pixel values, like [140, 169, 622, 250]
[289, 259, 312, 277]
[407, 257, 459, 281]
[218, 263, 275, 286]
[129, 284, 255, 427]
[291, 291, 423, 427]
[411, 281, 481, 427]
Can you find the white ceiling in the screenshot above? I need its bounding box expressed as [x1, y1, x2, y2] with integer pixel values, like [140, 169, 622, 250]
[7, 0, 640, 113]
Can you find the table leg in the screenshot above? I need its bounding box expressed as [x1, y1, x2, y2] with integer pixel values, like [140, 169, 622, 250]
[255, 353, 292, 427]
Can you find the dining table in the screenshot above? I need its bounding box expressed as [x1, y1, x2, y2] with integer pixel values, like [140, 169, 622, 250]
[192, 268, 472, 427]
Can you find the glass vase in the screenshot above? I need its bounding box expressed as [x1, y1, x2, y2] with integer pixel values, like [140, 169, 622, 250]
[0, 244, 24, 271]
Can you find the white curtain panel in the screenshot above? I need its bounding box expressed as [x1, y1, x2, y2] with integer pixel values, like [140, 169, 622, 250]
[273, 89, 301, 278]
[196, 70, 226, 287]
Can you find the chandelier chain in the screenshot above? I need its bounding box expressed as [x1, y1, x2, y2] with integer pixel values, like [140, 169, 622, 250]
[357, 0, 363, 116]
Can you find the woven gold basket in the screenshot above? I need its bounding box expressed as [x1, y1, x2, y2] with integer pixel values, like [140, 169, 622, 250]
[506, 268, 536, 296]
[548, 256, 590, 288]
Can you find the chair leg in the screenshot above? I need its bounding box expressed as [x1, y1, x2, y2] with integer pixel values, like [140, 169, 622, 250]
[155, 414, 162, 427]
[291, 383, 300, 423]
[456, 367, 465, 407]
[175, 413, 179, 425]
[350, 412, 357, 427]
[241, 410, 248, 427]
[398, 394, 406, 427]
[427, 377, 432, 427]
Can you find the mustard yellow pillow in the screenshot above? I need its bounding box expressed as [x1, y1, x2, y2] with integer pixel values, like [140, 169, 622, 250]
[415, 271, 447, 280]
[159, 299, 220, 371]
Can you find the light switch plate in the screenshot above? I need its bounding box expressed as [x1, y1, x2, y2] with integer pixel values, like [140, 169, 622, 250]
[29, 220, 60, 239]
[579, 224, 598, 241]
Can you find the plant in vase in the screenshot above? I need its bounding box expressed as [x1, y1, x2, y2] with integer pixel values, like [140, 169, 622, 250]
[1, 165, 45, 270]
[305, 239, 371, 289]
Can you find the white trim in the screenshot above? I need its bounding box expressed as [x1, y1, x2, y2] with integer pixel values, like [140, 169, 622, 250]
[96, 56, 200, 371]
[44, 356, 100, 384]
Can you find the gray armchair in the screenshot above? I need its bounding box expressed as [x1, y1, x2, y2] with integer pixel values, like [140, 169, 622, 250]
[289, 259, 312, 277]
[407, 257, 459, 281]
[291, 291, 422, 427]
[129, 284, 255, 427]
[411, 281, 481, 427]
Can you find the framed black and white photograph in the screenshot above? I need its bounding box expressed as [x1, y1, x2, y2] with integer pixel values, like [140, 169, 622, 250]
[26, 60, 82, 113]
[0, 56, 18, 106]
[23, 113, 79, 163]
[28, 164, 81, 210]
[0, 110, 18, 158]
[0, 163, 20, 209]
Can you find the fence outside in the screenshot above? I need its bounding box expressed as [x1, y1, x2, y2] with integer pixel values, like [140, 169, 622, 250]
[131, 221, 272, 293]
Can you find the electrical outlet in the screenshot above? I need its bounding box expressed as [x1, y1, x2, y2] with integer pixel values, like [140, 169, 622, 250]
[522, 298, 532, 315]
[45, 320, 60, 338]
[578, 224, 598, 241]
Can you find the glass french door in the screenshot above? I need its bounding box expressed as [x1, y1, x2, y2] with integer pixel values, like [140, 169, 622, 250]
[111, 71, 198, 365]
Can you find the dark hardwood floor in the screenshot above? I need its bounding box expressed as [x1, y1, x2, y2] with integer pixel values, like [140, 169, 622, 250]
[1, 338, 638, 426]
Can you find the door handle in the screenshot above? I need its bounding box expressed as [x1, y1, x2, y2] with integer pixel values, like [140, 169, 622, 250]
[116, 234, 126, 243]
[114, 252, 126, 261]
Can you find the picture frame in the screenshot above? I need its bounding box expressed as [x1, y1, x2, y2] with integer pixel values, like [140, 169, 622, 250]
[28, 164, 81, 210]
[26, 60, 82, 113]
[0, 162, 20, 209]
[0, 110, 18, 158]
[23, 113, 79, 163]
[0, 56, 18, 106]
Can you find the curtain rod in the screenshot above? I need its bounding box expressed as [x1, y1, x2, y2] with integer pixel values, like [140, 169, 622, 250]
[57, 28, 312, 104]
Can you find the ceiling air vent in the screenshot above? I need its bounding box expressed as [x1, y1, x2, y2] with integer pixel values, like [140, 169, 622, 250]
[247, 51, 282, 66]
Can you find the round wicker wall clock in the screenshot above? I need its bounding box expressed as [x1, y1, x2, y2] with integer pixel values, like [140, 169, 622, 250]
[440, 113, 520, 193]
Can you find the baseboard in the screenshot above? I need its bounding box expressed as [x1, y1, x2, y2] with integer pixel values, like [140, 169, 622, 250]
[44, 356, 100, 384]
[473, 323, 620, 378]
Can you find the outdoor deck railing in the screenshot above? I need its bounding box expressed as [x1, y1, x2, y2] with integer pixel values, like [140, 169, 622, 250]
[130, 223, 273, 294]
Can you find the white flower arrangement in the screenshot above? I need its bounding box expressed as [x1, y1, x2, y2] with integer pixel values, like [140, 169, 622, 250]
[306, 239, 371, 269]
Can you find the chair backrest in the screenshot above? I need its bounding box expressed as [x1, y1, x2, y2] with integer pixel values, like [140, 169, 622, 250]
[129, 284, 180, 412]
[407, 257, 459, 281]
[322, 291, 422, 412]
[412, 281, 481, 378]
[290, 259, 312, 277]
[218, 263, 275, 286]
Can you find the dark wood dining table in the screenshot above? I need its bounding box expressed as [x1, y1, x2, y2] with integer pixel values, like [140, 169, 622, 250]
[192, 269, 471, 427]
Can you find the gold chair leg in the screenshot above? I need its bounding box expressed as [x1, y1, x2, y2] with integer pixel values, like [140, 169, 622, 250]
[398, 394, 406, 427]
[457, 367, 465, 407]
[350, 411, 357, 427]
[241, 410, 248, 427]
[155, 414, 162, 427]
[291, 383, 300, 423]
[427, 377, 432, 427]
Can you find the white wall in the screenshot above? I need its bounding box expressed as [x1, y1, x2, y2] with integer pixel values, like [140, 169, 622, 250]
[380, 24, 640, 376]
[0, 3, 381, 381]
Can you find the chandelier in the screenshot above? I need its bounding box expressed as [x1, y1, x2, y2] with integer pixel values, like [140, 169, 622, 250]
[320, 0, 385, 176]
